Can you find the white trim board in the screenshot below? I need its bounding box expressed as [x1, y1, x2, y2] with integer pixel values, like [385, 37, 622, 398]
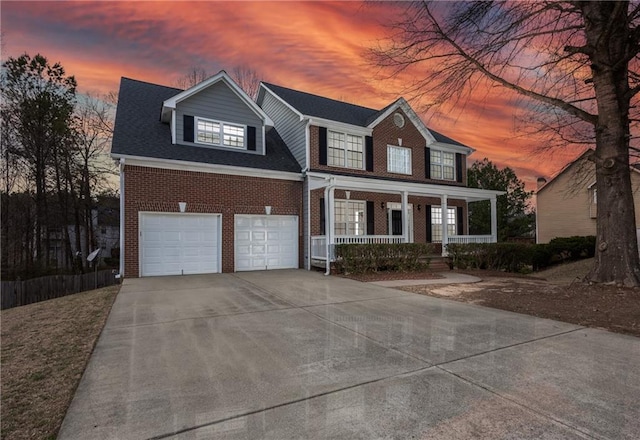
[111, 154, 303, 181]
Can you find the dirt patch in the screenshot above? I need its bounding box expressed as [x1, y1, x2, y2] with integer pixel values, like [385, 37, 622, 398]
[1, 284, 120, 440]
[341, 270, 442, 282]
[401, 277, 640, 337]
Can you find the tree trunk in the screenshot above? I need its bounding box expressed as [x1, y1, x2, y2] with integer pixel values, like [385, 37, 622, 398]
[582, 1, 640, 287]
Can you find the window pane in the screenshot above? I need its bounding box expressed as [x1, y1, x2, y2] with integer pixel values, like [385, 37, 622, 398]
[197, 120, 220, 144]
[223, 124, 244, 148]
[443, 165, 454, 180]
[431, 164, 442, 179]
[328, 131, 345, 166]
[430, 150, 441, 163]
[443, 152, 455, 166]
[388, 146, 411, 174]
[334, 200, 366, 236]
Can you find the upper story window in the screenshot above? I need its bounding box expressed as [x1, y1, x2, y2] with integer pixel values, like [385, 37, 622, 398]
[431, 149, 455, 180]
[196, 117, 245, 149]
[328, 130, 363, 169]
[387, 145, 412, 175]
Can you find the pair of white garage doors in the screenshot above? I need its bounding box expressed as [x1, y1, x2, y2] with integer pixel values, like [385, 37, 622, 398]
[139, 213, 298, 277]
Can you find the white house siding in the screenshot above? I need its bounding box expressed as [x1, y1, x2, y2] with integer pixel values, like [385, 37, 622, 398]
[259, 91, 307, 168]
[176, 81, 264, 154]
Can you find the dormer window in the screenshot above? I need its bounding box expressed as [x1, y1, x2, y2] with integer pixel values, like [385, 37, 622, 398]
[195, 117, 245, 149]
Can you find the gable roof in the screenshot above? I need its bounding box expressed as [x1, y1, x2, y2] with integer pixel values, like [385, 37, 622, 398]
[260, 82, 472, 152]
[111, 77, 301, 173]
[536, 149, 594, 194]
[161, 71, 273, 125]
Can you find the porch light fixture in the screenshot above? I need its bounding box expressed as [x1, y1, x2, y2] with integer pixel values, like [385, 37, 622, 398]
[265, 205, 272, 215]
[380, 202, 385, 209]
[178, 202, 187, 213]
[345, 191, 351, 200]
[417, 204, 421, 211]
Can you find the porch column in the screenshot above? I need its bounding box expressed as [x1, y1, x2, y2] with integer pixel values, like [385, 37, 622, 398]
[441, 194, 448, 256]
[490, 196, 498, 242]
[325, 186, 335, 274]
[401, 191, 409, 243]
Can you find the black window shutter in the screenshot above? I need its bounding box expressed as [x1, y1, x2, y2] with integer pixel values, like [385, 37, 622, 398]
[183, 115, 194, 142]
[457, 206, 464, 235]
[425, 147, 431, 179]
[456, 153, 463, 183]
[320, 198, 326, 235]
[247, 126, 257, 151]
[319, 127, 328, 165]
[426, 205, 432, 242]
[365, 136, 374, 171]
[366, 201, 375, 235]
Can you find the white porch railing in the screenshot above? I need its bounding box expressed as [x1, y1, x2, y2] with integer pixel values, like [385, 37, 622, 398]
[447, 235, 495, 244]
[311, 234, 496, 262]
[311, 235, 404, 261]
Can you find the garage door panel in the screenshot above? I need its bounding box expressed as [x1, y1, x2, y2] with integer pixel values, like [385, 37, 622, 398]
[140, 213, 220, 277]
[235, 215, 298, 271]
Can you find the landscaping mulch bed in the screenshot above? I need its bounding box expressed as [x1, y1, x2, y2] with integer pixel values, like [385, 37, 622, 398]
[401, 277, 640, 337]
[1, 284, 120, 440]
[341, 270, 443, 282]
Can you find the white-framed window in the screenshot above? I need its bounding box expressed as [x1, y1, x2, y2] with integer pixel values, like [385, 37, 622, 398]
[430, 149, 455, 181]
[195, 117, 245, 149]
[387, 145, 412, 175]
[431, 206, 456, 242]
[335, 200, 366, 236]
[328, 130, 363, 169]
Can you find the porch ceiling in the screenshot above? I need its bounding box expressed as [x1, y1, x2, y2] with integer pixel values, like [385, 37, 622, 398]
[307, 172, 504, 202]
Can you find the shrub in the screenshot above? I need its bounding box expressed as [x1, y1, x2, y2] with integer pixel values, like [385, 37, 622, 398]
[447, 235, 596, 273]
[334, 243, 434, 274]
[548, 236, 596, 261]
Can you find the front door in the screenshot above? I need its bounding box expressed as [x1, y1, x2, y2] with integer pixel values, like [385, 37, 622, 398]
[391, 210, 403, 235]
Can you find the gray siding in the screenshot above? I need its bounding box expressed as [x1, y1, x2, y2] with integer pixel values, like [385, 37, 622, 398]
[260, 91, 307, 168]
[176, 81, 264, 154]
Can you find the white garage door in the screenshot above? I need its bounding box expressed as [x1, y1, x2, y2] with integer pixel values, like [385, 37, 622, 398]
[140, 213, 221, 277]
[235, 215, 298, 271]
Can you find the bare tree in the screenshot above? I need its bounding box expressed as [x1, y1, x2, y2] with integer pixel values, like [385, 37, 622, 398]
[231, 65, 261, 101]
[173, 67, 209, 89]
[372, 1, 640, 287]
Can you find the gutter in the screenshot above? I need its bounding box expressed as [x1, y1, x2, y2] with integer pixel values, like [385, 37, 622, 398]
[117, 158, 125, 278]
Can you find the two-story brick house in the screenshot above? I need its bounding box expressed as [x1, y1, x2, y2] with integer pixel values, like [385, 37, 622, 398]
[257, 83, 502, 272]
[112, 71, 501, 277]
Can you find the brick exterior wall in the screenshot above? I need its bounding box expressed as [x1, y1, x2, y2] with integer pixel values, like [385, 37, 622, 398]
[310, 189, 468, 242]
[124, 165, 303, 277]
[309, 108, 467, 186]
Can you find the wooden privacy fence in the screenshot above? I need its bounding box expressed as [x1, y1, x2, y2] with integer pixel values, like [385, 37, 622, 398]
[1, 270, 119, 310]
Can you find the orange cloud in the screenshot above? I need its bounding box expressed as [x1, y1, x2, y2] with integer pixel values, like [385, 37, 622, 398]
[2, 1, 579, 189]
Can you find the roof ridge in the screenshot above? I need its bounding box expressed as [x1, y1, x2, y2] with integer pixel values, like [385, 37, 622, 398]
[263, 82, 380, 113]
[121, 76, 182, 92]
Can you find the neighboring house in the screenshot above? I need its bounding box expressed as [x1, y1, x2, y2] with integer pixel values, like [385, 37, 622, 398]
[111, 71, 502, 277]
[536, 150, 640, 244]
[48, 197, 120, 268]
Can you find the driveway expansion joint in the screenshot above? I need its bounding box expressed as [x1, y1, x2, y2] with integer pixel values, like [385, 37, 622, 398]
[435, 365, 601, 440]
[143, 364, 436, 440]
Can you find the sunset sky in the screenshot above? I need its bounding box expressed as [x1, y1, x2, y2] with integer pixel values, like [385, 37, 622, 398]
[2, 1, 588, 190]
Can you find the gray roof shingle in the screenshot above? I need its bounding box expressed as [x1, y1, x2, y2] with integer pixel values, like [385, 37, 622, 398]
[263, 82, 470, 149]
[111, 78, 301, 173]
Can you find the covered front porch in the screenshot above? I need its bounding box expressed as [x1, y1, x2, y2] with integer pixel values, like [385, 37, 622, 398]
[307, 172, 503, 270]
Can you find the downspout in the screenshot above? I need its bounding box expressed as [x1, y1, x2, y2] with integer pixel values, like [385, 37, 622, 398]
[117, 158, 125, 278]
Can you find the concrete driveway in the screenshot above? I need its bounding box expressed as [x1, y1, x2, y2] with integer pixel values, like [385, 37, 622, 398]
[58, 270, 640, 439]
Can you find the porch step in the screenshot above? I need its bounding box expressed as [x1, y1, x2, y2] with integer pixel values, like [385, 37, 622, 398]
[428, 256, 451, 271]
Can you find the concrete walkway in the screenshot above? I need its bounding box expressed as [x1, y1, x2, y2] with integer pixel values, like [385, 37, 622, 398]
[370, 271, 481, 287]
[58, 270, 640, 440]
